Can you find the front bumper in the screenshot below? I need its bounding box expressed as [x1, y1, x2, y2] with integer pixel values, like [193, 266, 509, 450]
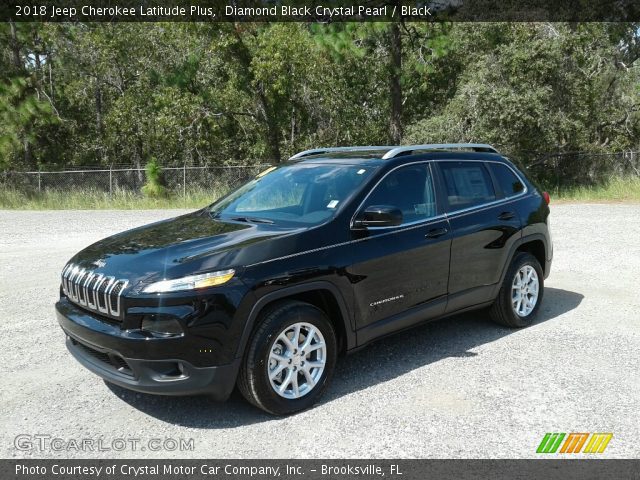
[56, 299, 240, 400]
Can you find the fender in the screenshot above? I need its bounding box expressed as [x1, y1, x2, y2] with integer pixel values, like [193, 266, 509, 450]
[491, 233, 550, 298]
[235, 281, 356, 359]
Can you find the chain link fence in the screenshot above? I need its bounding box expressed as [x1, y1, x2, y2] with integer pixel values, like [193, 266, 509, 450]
[0, 164, 270, 196]
[1, 151, 639, 196]
[517, 150, 640, 190]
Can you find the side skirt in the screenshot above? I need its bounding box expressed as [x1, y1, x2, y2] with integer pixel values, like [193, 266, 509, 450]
[350, 297, 494, 354]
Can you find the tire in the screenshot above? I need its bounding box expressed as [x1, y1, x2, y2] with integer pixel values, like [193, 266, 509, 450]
[237, 300, 337, 415]
[490, 252, 544, 328]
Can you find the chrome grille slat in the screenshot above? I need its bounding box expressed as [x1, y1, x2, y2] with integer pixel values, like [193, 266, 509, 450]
[60, 263, 127, 321]
[64, 266, 73, 297]
[76, 269, 89, 305]
[82, 272, 96, 308]
[96, 276, 114, 314]
[61, 264, 73, 296]
[69, 266, 81, 302]
[107, 280, 128, 317]
[86, 273, 101, 309]
[64, 265, 73, 298]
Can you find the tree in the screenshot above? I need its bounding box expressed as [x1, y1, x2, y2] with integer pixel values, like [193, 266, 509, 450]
[312, 20, 451, 144]
[0, 20, 638, 186]
[404, 23, 640, 180]
[0, 22, 58, 169]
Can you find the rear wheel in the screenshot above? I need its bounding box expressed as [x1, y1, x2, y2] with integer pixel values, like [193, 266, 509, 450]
[237, 301, 337, 415]
[490, 252, 544, 328]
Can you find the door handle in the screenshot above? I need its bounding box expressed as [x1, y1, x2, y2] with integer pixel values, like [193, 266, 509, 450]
[498, 211, 515, 220]
[425, 227, 448, 239]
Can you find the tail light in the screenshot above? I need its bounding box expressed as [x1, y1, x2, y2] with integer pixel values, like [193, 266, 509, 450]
[542, 191, 550, 205]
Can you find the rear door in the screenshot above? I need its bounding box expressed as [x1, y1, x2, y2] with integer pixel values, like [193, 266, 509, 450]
[348, 162, 451, 334]
[435, 160, 523, 312]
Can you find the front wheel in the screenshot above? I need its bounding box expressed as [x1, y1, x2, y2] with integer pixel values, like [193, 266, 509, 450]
[490, 252, 544, 328]
[237, 301, 337, 415]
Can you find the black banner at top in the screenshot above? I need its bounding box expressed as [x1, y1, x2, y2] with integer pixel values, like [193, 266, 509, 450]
[2, 0, 640, 22]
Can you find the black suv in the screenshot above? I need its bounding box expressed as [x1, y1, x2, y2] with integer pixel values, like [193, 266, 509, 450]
[56, 143, 552, 415]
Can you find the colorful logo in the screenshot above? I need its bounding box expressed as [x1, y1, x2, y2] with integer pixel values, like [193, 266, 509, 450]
[537, 433, 612, 454]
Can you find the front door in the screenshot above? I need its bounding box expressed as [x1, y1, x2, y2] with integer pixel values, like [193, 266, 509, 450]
[348, 162, 452, 334]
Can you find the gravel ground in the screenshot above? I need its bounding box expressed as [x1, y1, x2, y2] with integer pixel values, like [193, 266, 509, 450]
[1, 205, 639, 459]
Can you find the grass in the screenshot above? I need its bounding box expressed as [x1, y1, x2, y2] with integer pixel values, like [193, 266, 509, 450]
[548, 176, 640, 203]
[0, 187, 228, 210]
[1, 177, 639, 210]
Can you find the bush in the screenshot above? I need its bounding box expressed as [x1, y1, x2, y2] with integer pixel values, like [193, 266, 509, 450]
[141, 158, 167, 198]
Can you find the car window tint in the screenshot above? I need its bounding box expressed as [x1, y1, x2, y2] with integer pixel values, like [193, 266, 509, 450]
[440, 162, 496, 210]
[365, 164, 437, 224]
[491, 163, 524, 197]
[212, 164, 373, 227]
[235, 174, 306, 211]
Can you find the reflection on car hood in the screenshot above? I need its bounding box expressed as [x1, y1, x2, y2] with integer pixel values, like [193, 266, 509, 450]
[68, 210, 301, 286]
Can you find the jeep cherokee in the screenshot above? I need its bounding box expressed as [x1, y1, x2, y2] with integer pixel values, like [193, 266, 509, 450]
[56, 143, 552, 415]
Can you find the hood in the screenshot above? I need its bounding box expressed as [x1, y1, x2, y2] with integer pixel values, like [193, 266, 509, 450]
[68, 210, 299, 289]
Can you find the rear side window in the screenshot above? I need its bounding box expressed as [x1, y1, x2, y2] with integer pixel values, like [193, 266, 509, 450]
[491, 163, 525, 198]
[439, 162, 496, 210]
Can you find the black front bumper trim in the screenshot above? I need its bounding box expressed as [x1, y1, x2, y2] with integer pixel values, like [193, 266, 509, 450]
[64, 333, 240, 400]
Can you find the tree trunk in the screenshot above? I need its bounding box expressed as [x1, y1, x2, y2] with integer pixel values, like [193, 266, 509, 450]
[389, 20, 403, 145]
[24, 137, 32, 168]
[232, 27, 282, 162]
[95, 82, 103, 134]
[257, 87, 281, 162]
[9, 21, 22, 71]
[10, 22, 36, 168]
[136, 135, 144, 183]
[290, 107, 296, 146]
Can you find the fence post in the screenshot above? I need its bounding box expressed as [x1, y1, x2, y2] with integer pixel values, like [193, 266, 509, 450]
[37, 170, 41, 193]
[183, 164, 187, 198]
[109, 165, 113, 197]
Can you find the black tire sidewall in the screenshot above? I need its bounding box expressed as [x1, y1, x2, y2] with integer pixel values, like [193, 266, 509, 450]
[246, 303, 337, 415]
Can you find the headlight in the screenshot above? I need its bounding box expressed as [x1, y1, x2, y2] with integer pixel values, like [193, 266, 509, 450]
[142, 269, 235, 293]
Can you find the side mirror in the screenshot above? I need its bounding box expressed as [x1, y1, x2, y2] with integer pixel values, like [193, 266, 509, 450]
[353, 205, 403, 228]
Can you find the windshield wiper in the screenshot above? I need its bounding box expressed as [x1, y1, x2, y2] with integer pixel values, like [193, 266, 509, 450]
[230, 216, 274, 224]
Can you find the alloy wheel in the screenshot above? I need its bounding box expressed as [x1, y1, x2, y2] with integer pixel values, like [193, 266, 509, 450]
[267, 322, 327, 399]
[511, 265, 539, 317]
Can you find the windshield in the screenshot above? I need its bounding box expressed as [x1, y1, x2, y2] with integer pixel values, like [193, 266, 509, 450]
[210, 163, 374, 226]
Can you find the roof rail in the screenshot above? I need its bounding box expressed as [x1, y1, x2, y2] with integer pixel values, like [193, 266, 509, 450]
[289, 146, 397, 160]
[381, 143, 499, 159]
[289, 143, 499, 161]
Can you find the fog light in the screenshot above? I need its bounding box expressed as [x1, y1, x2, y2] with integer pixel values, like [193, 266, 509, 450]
[141, 316, 183, 336]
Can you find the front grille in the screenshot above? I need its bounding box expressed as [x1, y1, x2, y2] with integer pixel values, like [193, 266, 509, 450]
[71, 338, 133, 377]
[61, 263, 128, 320]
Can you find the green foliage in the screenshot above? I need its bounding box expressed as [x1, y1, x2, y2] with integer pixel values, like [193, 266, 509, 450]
[0, 22, 638, 187]
[0, 23, 59, 170]
[141, 158, 167, 198]
[404, 23, 640, 167]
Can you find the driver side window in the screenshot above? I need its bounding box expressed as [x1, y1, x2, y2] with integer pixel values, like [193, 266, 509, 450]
[366, 164, 437, 224]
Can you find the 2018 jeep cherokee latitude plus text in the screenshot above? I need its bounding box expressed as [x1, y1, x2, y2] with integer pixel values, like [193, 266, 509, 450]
[56, 143, 552, 415]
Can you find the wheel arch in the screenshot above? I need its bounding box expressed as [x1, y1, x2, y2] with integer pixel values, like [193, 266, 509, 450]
[491, 234, 549, 298]
[515, 239, 546, 276]
[236, 282, 355, 359]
